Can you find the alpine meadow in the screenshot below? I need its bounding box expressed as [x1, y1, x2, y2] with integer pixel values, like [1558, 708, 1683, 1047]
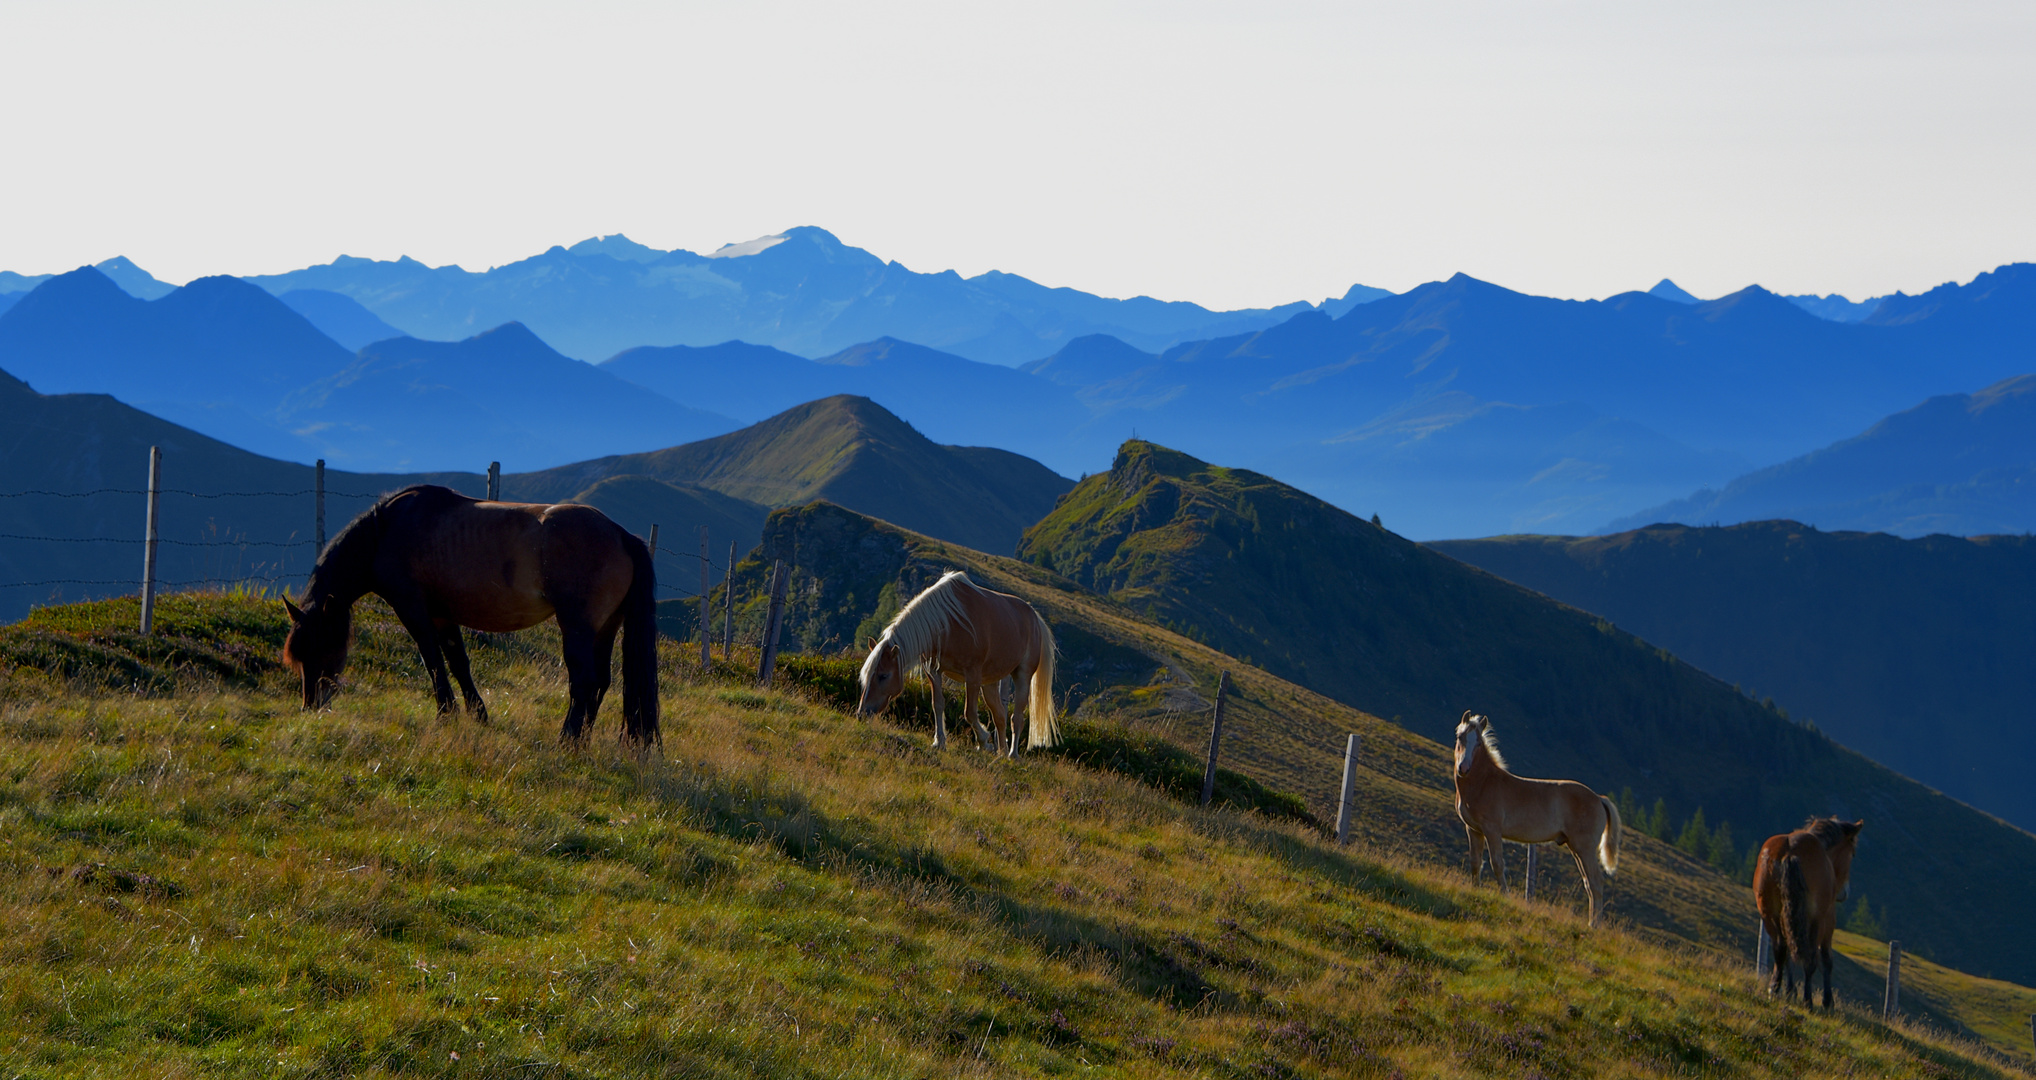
[7, 64, 2036, 1072]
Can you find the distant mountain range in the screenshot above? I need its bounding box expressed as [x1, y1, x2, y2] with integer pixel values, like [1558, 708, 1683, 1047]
[4, 237, 2033, 537]
[1429, 522, 2036, 833]
[0, 267, 738, 473]
[1606, 374, 2036, 535]
[1018, 267, 2036, 537]
[1650, 277, 1887, 322]
[235, 227, 1380, 366]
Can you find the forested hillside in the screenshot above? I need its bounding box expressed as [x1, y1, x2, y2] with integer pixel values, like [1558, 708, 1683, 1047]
[1429, 522, 2036, 831]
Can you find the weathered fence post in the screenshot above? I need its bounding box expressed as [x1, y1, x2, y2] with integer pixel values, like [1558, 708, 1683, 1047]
[314, 459, 325, 554]
[486, 461, 500, 502]
[757, 560, 789, 686]
[723, 540, 736, 657]
[1200, 670, 1232, 806]
[1884, 940, 1901, 1018]
[2027, 1013, 2033, 1054]
[139, 446, 161, 634]
[1334, 733, 1360, 844]
[698, 526, 712, 669]
[1524, 844, 1539, 900]
[646, 524, 659, 560]
[1756, 923, 1773, 980]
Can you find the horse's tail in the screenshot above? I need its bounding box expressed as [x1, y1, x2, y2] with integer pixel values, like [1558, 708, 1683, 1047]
[1779, 853, 1811, 966]
[1598, 795, 1622, 875]
[1027, 609, 1060, 749]
[619, 532, 661, 745]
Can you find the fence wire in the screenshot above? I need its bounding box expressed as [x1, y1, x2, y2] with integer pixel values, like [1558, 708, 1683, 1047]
[1, 481, 738, 598]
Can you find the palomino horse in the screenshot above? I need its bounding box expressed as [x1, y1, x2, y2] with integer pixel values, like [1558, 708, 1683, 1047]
[282, 485, 660, 745]
[1754, 816, 1864, 1007]
[856, 571, 1058, 756]
[1453, 712, 1622, 927]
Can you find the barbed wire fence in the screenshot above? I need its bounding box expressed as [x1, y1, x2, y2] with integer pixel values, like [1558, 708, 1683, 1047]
[0, 447, 736, 634]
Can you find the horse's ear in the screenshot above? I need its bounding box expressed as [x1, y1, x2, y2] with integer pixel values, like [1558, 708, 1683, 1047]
[1845, 820, 1864, 835]
[1460, 709, 1475, 723]
[283, 597, 304, 623]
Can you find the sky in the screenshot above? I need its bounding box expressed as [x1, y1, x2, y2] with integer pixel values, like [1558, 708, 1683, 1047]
[1, 0, 2032, 309]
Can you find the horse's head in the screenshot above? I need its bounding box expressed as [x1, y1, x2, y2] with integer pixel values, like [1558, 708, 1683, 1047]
[1453, 711, 1490, 775]
[856, 637, 904, 718]
[1827, 818, 1865, 899]
[282, 596, 352, 709]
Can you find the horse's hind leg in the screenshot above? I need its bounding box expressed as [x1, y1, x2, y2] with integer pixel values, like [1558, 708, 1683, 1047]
[437, 621, 489, 723]
[1819, 942, 1835, 1008]
[1570, 843, 1607, 928]
[557, 617, 617, 745]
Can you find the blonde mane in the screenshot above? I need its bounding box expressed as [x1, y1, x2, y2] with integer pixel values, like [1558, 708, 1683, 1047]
[1481, 727, 1509, 771]
[859, 570, 976, 687]
[1461, 715, 1509, 772]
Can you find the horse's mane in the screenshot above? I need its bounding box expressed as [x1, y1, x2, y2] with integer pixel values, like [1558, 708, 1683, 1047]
[303, 486, 418, 605]
[1478, 722, 1510, 772]
[1801, 816, 1853, 849]
[860, 570, 976, 685]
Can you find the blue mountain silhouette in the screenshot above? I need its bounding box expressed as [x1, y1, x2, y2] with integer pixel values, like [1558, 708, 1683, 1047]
[1605, 374, 2036, 536]
[278, 289, 412, 350]
[243, 227, 1357, 365]
[278, 323, 738, 472]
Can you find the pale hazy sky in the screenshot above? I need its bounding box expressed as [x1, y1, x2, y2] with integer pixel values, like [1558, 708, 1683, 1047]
[2, 1, 2031, 308]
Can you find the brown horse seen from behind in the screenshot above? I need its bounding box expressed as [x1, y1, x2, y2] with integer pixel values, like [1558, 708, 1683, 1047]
[1754, 816, 1864, 1007]
[856, 570, 1058, 756]
[282, 485, 660, 744]
[1452, 712, 1622, 927]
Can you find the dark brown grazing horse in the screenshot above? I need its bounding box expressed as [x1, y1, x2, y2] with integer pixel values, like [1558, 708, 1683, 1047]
[282, 485, 660, 744]
[1753, 816, 1864, 1007]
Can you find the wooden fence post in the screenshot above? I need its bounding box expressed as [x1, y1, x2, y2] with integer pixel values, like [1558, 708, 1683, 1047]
[486, 461, 500, 502]
[1756, 923, 1773, 979]
[2027, 1013, 2033, 1054]
[314, 459, 325, 554]
[757, 560, 789, 686]
[1884, 941, 1901, 1019]
[698, 526, 711, 669]
[646, 524, 659, 560]
[139, 446, 161, 634]
[1524, 844, 1539, 900]
[1334, 733, 1359, 844]
[1200, 670, 1232, 806]
[723, 540, 736, 657]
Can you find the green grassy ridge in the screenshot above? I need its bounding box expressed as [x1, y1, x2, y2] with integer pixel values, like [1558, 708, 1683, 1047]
[1, 596, 2025, 1077]
[1013, 440, 2036, 990]
[505, 395, 1073, 557]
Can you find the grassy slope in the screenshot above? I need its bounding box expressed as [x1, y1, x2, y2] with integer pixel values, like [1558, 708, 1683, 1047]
[1425, 523, 2036, 832]
[1011, 441, 2036, 991]
[504, 395, 1073, 556]
[1, 593, 2026, 1078]
[684, 500, 2034, 1059]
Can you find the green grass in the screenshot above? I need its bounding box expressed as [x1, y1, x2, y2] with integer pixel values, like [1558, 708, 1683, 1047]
[1, 592, 2029, 1078]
